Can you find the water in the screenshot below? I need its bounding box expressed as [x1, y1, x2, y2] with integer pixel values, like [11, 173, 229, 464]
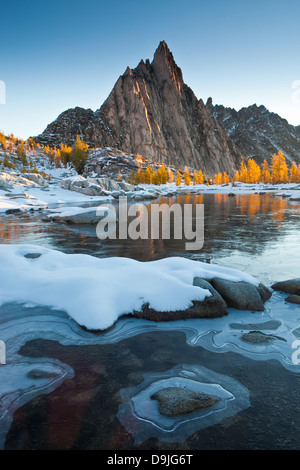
[0, 192, 300, 449]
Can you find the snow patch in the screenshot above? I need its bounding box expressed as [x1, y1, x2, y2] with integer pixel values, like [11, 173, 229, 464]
[0, 244, 259, 330]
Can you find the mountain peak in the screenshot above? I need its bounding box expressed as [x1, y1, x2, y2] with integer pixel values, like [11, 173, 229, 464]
[155, 40, 170, 54]
[151, 41, 183, 90]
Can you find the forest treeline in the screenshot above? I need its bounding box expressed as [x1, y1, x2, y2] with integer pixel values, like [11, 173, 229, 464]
[128, 151, 300, 186]
[1, 132, 299, 185]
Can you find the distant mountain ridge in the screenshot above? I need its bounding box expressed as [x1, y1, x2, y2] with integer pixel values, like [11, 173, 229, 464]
[206, 98, 300, 164]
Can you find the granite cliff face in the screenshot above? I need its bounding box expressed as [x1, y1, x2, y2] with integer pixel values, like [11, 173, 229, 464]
[207, 98, 300, 164]
[34, 41, 242, 176]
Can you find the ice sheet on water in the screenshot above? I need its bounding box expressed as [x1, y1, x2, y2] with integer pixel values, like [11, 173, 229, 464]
[117, 364, 249, 444]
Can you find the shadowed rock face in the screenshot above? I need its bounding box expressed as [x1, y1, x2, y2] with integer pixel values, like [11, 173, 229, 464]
[207, 98, 300, 165]
[34, 41, 242, 176]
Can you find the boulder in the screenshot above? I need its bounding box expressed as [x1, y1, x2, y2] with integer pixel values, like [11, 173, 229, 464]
[151, 387, 220, 416]
[60, 176, 128, 196]
[118, 181, 135, 192]
[0, 176, 13, 191]
[133, 276, 272, 322]
[192, 278, 228, 317]
[95, 177, 122, 192]
[22, 173, 49, 188]
[285, 294, 300, 305]
[5, 208, 22, 215]
[271, 278, 300, 295]
[134, 278, 228, 322]
[210, 278, 270, 311]
[256, 283, 273, 302]
[48, 207, 116, 224]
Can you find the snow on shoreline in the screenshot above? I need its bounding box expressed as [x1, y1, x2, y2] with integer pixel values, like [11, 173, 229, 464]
[0, 244, 259, 330]
[1, 169, 300, 216]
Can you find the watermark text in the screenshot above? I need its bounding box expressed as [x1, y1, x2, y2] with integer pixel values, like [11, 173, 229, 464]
[96, 197, 204, 251]
[0, 340, 6, 365]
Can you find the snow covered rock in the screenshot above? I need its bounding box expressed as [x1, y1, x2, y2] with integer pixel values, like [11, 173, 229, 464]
[22, 173, 49, 188]
[46, 206, 117, 224]
[60, 176, 105, 196]
[60, 176, 133, 196]
[0, 245, 263, 331]
[0, 176, 13, 191]
[135, 277, 228, 321]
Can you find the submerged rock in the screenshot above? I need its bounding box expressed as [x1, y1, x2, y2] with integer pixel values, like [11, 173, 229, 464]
[27, 369, 60, 380]
[241, 331, 276, 344]
[271, 278, 300, 295]
[151, 387, 220, 416]
[241, 330, 286, 344]
[230, 320, 281, 330]
[24, 253, 42, 259]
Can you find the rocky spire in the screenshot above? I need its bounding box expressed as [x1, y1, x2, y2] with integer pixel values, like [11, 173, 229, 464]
[34, 41, 243, 175]
[151, 41, 184, 91]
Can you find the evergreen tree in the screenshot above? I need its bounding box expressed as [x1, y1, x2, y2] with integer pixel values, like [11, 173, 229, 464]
[223, 172, 230, 184]
[175, 170, 181, 186]
[193, 170, 198, 185]
[247, 158, 261, 183]
[144, 165, 152, 184]
[198, 170, 205, 184]
[239, 161, 248, 183]
[128, 170, 135, 185]
[168, 169, 174, 183]
[153, 168, 162, 185]
[72, 135, 89, 174]
[60, 143, 73, 167]
[3, 153, 10, 168]
[160, 163, 169, 184]
[135, 168, 145, 184]
[261, 160, 271, 183]
[214, 172, 223, 185]
[271, 151, 288, 184]
[290, 162, 298, 183]
[183, 166, 191, 185]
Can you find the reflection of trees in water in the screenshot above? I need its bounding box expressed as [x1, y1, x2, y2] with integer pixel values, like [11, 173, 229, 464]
[201, 193, 299, 256]
[0, 194, 299, 261]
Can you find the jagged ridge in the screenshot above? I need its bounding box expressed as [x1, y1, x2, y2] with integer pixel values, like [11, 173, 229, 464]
[207, 98, 300, 164]
[34, 41, 243, 176]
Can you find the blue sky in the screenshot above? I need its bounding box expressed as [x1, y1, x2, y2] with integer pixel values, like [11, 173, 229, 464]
[1, 0, 300, 139]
